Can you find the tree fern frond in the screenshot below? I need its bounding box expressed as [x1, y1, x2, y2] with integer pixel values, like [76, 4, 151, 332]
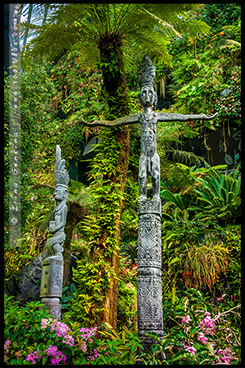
[172, 17, 210, 39]
[140, 7, 183, 38]
[170, 149, 209, 167]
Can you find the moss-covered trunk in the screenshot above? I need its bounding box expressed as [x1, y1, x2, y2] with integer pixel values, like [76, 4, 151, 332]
[63, 202, 89, 286]
[91, 32, 130, 328]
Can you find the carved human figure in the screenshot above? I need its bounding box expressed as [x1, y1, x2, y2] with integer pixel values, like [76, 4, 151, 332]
[46, 185, 68, 259]
[138, 83, 159, 200]
[81, 55, 217, 201]
[44, 145, 69, 262]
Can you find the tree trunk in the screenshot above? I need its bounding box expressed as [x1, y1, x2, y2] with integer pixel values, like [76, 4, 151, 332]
[63, 202, 89, 286]
[92, 32, 130, 329]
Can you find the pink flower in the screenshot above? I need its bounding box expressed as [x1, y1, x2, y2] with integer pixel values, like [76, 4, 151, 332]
[198, 333, 208, 344]
[62, 334, 75, 346]
[4, 340, 11, 353]
[26, 350, 39, 364]
[30, 197, 34, 201]
[182, 315, 191, 323]
[51, 320, 71, 337]
[185, 346, 196, 355]
[80, 343, 87, 352]
[200, 314, 215, 335]
[80, 326, 97, 340]
[41, 318, 52, 329]
[44, 345, 58, 356]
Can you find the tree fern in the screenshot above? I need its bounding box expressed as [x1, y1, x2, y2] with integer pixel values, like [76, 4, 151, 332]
[67, 179, 96, 210]
[19, 3, 211, 69]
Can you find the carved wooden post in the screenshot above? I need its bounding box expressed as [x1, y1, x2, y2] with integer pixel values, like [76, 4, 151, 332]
[137, 199, 163, 351]
[40, 145, 69, 320]
[136, 55, 164, 351]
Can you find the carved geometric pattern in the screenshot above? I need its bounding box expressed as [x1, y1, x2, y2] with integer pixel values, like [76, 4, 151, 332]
[138, 215, 161, 269]
[137, 275, 163, 331]
[138, 199, 161, 216]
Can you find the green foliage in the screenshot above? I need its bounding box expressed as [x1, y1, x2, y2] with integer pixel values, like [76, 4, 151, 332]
[66, 257, 110, 325]
[160, 163, 241, 295]
[190, 168, 241, 223]
[161, 189, 191, 211]
[19, 4, 210, 69]
[68, 180, 95, 209]
[198, 3, 241, 33]
[61, 283, 77, 311]
[117, 255, 137, 329]
[214, 66, 241, 121]
[168, 7, 241, 130]
[98, 324, 143, 365]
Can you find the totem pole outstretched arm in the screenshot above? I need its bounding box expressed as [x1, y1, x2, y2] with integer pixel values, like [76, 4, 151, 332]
[157, 112, 218, 122]
[81, 113, 140, 127]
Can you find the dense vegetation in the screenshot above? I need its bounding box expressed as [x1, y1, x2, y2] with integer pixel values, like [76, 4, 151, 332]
[4, 3, 241, 365]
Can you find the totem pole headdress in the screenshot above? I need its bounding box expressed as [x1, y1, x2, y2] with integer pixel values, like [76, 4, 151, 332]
[137, 55, 156, 88]
[55, 145, 70, 188]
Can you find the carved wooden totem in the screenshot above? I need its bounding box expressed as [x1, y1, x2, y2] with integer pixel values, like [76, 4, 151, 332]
[40, 145, 69, 320]
[137, 56, 163, 351]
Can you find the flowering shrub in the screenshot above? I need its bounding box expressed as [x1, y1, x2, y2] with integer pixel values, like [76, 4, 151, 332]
[140, 288, 240, 365]
[22, 320, 100, 365]
[4, 296, 101, 365]
[214, 67, 241, 121]
[4, 288, 241, 365]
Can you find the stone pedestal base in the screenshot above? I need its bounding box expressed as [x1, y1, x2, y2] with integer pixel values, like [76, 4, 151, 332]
[137, 198, 163, 352]
[40, 297, 61, 320]
[40, 257, 63, 320]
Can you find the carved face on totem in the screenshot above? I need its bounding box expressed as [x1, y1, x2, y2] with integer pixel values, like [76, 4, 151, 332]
[54, 185, 68, 201]
[139, 84, 158, 107]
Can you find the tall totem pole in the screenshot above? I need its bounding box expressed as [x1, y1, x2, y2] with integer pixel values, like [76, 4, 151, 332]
[40, 145, 69, 320]
[136, 56, 164, 352]
[81, 55, 217, 351]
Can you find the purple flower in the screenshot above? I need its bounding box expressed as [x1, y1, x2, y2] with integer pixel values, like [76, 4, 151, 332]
[51, 320, 70, 337]
[62, 334, 75, 346]
[80, 326, 97, 340]
[87, 348, 100, 361]
[44, 345, 58, 356]
[4, 339, 11, 352]
[26, 350, 39, 364]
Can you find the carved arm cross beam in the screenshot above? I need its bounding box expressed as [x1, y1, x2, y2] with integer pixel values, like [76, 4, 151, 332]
[81, 111, 217, 128]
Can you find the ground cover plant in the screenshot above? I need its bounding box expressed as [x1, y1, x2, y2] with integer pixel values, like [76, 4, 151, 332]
[4, 3, 241, 365]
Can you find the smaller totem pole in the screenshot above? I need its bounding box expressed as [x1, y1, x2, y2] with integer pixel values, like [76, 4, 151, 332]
[40, 145, 69, 320]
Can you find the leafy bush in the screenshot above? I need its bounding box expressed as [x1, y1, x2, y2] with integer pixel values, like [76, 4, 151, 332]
[117, 255, 137, 329]
[190, 168, 241, 223]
